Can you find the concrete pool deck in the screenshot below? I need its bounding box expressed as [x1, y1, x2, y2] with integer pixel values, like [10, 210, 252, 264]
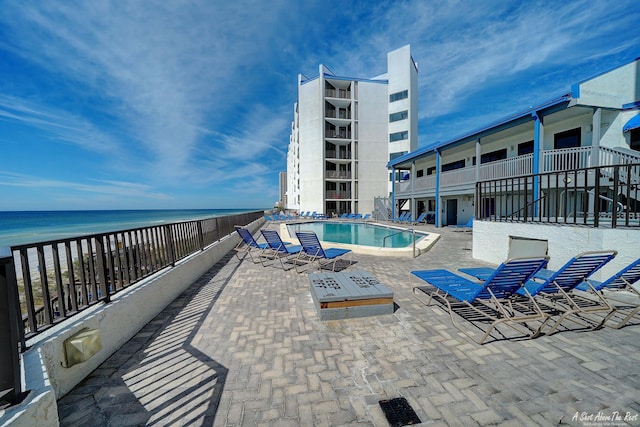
[276, 220, 441, 257]
[57, 222, 640, 426]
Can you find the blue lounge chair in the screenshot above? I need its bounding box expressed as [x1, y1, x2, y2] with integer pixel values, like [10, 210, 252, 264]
[362, 213, 371, 220]
[234, 226, 269, 263]
[401, 214, 415, 224]
[411, 212, 427, 224]
[411, 256, 551, 344]
[294, 231, 352, 273]
[394, 212, 409, 223]
[449, 216, 473, 231]
[460, 250, 618, 334]
[575, 258, 640, 329]
[340, 213, 349, 219]
[260, 230, 303, 270]
[354, 213, 363, 219]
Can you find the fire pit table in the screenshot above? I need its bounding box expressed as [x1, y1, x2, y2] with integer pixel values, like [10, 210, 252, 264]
[308, 270, 394, 320]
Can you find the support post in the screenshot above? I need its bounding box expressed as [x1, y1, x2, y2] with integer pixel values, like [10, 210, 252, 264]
[0, 247, 22, 407]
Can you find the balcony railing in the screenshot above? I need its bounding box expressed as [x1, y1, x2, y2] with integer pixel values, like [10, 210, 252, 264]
[326, 190, 352, 199]
[480, 154, 533, 180]
[325, 130, 351, 139]
[476, 163, 640, 228]
[325, 150, 352, 159]
[325, 170, 352, 179]
[440, 167, 476, 187]
[542, 146, 593, 172]
[325, 89, 351, 99]
[325, 110, 351, 119]
[3, 211, 263, 347]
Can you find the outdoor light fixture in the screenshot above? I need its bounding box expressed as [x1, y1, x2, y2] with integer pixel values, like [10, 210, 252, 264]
[62, 328, 102, 368]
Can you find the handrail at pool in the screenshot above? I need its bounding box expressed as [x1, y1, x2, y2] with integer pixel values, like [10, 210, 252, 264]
[382, 228, 418, 257]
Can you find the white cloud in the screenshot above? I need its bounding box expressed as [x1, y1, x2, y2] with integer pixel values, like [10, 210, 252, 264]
[0, 171, 171, 200]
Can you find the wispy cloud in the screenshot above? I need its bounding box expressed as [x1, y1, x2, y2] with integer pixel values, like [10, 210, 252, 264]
[0, 95, 122, 154]
[0, 1, 295, 182]
[0, 171, 171, 200]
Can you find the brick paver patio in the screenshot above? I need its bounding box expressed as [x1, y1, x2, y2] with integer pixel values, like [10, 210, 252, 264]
[58, 223, 640, 426]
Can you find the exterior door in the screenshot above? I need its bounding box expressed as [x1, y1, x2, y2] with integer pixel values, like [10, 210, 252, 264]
[446, 199, 458, 226]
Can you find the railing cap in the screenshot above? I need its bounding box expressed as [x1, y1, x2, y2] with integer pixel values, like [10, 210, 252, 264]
[0, 246, 11, 260]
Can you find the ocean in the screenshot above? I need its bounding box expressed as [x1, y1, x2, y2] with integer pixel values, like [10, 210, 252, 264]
[0, 209, 262, 247]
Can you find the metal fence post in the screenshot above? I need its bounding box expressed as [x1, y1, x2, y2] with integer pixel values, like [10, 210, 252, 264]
[0, 247, 22, 407]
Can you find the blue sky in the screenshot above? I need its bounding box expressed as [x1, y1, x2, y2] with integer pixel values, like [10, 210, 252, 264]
[0, 1, 639, 211]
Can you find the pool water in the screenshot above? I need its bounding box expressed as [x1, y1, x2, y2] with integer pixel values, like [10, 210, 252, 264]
[286, 221, 426, 248]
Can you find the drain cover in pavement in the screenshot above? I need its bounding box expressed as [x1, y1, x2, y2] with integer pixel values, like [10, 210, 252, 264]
[379, 397, 421, 426]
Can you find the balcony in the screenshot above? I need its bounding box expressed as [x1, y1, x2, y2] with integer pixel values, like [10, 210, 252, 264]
[325, 130, 351, 139]
[394, 146, 640, 196]
[325, 149, 352, 160]
[325, 110, 351, 119]
[325, 88, 351, 99]
[325, 190, 352, 199]
[325, 170, 352, 179]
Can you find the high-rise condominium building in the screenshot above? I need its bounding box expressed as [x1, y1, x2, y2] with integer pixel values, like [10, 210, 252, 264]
[286, 45, 418, 217]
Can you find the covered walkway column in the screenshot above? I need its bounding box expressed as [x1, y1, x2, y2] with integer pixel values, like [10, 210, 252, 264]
[591, 107, 602, 167]
[434, 148, 442, 228]
[532, 112, 544, 216]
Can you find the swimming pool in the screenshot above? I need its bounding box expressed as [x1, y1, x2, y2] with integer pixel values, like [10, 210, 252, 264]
[286, 221, 427, 248]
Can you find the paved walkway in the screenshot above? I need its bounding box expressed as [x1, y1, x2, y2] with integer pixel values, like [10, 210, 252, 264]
[58, 224, 640, 426]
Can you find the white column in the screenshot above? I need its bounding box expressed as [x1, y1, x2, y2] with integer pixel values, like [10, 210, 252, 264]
[475, 139, 481, 181]
[591, 108, 601, 167]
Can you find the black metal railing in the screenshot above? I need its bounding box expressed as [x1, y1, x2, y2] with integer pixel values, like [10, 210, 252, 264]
[475, 163, 640, 228]
[3, 211, 263, 350]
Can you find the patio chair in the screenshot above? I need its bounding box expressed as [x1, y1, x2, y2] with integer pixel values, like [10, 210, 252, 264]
[234, 226, 269, 263]
[362, 213, 371, 220]
[294, 231, 353, 273]
[401, 214, 415, 224]
[411, 256, 551, 344]
[260, 230, 303, 270]
[460, 250, 618, 334]
[449, 216, 473, 232]
[574, 258, 640, 329]
[393, 212, 409, 223]
[340, 213, 349, 219]
[411, 212, 427, 224]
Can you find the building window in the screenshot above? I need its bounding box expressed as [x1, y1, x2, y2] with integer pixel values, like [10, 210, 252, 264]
[630, 129, 640, 152]
[481, 148, 507, 164]
[427, 166, 436, 175]
[389, 110, 408, 122]
[390, 131, 408, 142]
[554, 127, 581, 149]
[389, 151, 408, 161]
[518, 140, 534, 155]
[416, 169, 424, 178]
[442, 159, 465, 172]
[389, 90, 408, 102]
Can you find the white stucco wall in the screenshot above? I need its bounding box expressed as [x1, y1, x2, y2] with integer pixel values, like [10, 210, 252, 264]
[298, 77, 324, 213]
[0, 220, 262, 426]
[472, 220, 639, 281]
[357, 80, 389, 213]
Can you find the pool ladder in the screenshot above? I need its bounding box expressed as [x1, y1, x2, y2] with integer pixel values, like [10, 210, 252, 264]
[382, 228, 418, 258]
